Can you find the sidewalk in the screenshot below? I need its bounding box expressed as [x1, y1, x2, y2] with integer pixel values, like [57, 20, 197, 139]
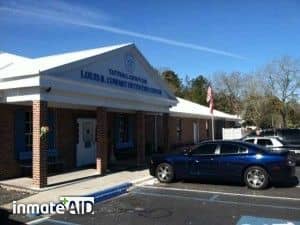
[1, 169, 151, 210]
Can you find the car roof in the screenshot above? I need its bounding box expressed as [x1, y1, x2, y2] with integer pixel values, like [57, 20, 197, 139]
[201, 140, 249, 145]
[199, 140, 268, 151]
[244, 136, 277, 140]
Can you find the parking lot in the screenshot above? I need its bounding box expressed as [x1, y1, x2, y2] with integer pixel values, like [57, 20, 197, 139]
[28, 167, 300, 225]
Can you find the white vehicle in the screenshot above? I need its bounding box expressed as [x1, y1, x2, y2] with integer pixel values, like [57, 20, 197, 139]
[243, 136, 300, 163]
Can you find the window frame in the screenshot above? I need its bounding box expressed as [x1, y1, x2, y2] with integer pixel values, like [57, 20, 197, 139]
[24, 111, 33, 152]
[218, 143, 249, 155]
[190, 143, 218, 156]
[118, 114, 130, 144]
[176, 119, 182, 142]
[257, 139, 273, 146]
[244, 139, 255, 144]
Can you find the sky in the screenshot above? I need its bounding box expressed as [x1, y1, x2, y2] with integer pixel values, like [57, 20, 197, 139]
[1, 0, 300, 80]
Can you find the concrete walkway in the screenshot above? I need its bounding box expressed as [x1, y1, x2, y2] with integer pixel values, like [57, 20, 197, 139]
[0, 169, 100, 191]
[1, 169, 151, 210]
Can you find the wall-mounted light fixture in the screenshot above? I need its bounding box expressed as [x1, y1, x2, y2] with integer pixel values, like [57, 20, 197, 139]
[45, 87, 52, 93]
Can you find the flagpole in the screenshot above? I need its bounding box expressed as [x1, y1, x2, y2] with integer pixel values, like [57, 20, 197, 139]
[211, 113, 215, 141]
[207, 85, 215, 141]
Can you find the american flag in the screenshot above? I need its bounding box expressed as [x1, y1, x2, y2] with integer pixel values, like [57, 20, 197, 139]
[206, 86, 214, 114]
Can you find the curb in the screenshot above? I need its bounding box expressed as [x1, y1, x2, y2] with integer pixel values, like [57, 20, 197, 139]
[20, 182, 135, 223]
[85, 176, 153, 203]
[131, 175, 153, 185]
[86, 182, 133, 203]
[1, 176, 153, 209]
[0, 184, 38, 194]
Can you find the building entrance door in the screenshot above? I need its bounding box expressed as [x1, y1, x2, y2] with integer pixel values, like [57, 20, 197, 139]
[76, 118, 96, 167]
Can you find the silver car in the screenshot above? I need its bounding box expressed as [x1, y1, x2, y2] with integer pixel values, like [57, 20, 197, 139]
[243, 136, 300, 164]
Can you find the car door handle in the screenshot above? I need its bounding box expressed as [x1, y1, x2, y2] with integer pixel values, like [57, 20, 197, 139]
[195, 160, 200, 163]
[210, 158, 214, 161]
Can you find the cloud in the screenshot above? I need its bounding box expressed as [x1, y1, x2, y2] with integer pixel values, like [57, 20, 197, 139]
[0, 0, 246, 59]
[0, 0, 111, 25]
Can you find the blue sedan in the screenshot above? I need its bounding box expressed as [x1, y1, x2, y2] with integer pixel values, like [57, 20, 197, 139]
[149, 141, 296, 189]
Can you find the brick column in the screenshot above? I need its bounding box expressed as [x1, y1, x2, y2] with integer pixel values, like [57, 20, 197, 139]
[32, 101, 48, 188]
[96, 107, 108, 174]
[163, 113, 170, 153]
[136, 111, 145, 166]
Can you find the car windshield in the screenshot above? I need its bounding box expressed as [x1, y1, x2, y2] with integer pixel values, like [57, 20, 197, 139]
[279, 129, 300, 141]
[274, 137, 287, 145]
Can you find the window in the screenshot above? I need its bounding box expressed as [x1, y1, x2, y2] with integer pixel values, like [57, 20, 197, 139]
[238, 146, 248, 153]
[220, 143, 239, 154]
[192, 143, 217, 155]
[245, 139, 254, 143]
[24, 111, 32, 151]
[220, 143, 247, 154]
[261, 130, 276, 136]
[119, 115, 129, 143]
[257, 139, 273, 146]
[176, 119, 182, 141]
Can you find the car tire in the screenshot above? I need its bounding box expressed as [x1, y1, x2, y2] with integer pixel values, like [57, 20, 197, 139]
[244, 166, 269, 189]
[156, 163, 174, 183]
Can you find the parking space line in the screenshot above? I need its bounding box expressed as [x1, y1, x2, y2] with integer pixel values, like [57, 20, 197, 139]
[141, 185, 300, 201]
[41, 219, 80, 225]
[27, 217, 50, 224]
[132, 190, 300, 211]
[27, 217, 80, 225]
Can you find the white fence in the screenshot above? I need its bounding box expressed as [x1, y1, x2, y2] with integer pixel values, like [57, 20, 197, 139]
[222, 128, 243, 140]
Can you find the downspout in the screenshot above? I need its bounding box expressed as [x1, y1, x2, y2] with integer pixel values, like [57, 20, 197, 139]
[154, 115, 158, 152]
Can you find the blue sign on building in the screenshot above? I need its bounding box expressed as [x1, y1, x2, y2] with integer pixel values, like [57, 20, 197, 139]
[80, 69, 162, 95]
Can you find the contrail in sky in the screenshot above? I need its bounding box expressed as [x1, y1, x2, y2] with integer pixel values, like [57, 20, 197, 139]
[0, 1, 246, 59]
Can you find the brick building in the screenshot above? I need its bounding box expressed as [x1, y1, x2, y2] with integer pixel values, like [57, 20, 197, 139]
[0, 44, 239, 188]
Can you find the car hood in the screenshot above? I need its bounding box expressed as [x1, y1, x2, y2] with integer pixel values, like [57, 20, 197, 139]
[282, 141, 300, 147]
[270, 145, 300, 150]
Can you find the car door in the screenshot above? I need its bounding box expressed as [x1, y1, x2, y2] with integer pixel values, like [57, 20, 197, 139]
[218, 143, 248, 180]
[188, 143, 219, 178]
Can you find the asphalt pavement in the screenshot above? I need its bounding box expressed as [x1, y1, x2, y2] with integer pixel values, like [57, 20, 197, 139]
[31, 167, 300, 225]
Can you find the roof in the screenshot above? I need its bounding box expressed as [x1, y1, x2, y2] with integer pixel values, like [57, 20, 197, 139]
[0, 43, 132, 79]
[170, 97, 240, 121]
[0, 52, 31, 71]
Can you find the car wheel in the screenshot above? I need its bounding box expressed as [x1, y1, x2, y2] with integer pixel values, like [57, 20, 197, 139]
[244, 166, 269, 189]
[156, 163, 174, 183]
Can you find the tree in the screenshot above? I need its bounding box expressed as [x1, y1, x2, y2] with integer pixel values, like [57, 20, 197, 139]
[160, 70, 183, 96]
[241, 73, 282, 128]
[287, 100, 300, 128]
[262, 56, 300, 127]
[182, 75, 210, 105]
[214, 91, 235, 114]
[243, 94, 281, 128]
[213, 71, 244, 114]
